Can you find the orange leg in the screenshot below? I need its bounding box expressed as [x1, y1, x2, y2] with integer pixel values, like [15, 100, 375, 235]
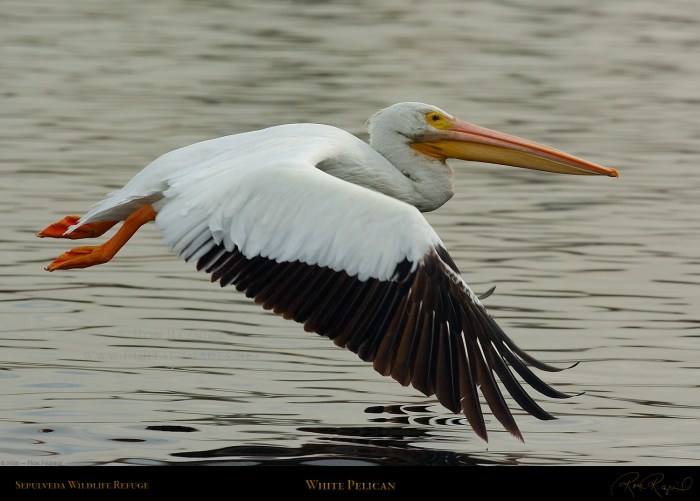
[45, 205, 157, 272]
[37, 215, 118, 240]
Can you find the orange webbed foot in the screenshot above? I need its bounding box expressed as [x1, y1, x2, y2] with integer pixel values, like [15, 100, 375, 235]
[45, 245, 110, 271]
[42, 204, 157, 272]
[37, 216, 117, 239]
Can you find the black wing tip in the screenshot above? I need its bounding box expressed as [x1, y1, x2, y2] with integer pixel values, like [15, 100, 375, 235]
[544, 360, 580, 373]
[478, 285, 496, 300]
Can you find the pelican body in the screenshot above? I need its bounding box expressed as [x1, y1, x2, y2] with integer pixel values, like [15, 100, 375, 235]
[38, 102, 618, 441]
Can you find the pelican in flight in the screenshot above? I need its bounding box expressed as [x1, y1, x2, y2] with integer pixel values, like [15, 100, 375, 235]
[38, 102, 618, 441]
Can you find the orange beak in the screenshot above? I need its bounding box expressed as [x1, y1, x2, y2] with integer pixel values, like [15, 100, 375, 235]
[412, 118, 619, 177]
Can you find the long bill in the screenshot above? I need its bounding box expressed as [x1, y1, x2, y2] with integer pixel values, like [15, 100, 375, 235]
[411, 118, 619, 177]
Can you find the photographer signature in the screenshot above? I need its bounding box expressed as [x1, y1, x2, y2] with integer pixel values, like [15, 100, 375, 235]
[611, 471, 693, 498]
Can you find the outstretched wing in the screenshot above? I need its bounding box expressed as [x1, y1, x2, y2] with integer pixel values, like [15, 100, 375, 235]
[151, 146, 570, 441]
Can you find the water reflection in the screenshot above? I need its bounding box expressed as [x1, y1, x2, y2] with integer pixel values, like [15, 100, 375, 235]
[167, 423, 497, 466]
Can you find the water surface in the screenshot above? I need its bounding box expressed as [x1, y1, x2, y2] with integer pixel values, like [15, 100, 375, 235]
[2, 0, 700, 467]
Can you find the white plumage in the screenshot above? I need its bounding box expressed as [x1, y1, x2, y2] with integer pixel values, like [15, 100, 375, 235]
[40, 102, 618, 441]
[74, 124, 444, 281]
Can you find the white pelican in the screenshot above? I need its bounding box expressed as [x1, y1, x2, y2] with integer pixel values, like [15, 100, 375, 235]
[38, 102, 618, 441]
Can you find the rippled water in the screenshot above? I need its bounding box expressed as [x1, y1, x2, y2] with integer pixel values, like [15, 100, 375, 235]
[2, 0, 700, 467]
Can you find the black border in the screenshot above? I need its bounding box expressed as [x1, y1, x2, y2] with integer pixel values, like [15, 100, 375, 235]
[2, 465, 697, 499]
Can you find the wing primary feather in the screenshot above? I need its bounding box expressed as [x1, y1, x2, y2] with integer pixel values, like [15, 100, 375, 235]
[210, 251, 242, 284]
[321, 279, 382, 346]
[467, 304, 557, 421]
[486, 325, 573, 400]
[259, 261, 317, 312]
[305, 272, 366, 336]
[235, 255, 283, 295]
[411, 273, 448, 398]
[478, 286, 497, 301]
[281, 265, 331, 322]
[373, 292, 411, 377]
[247, 261, 304, 300]
[411, 310, 437, 397]
[390, 291, 422, 387]
[461, 300, 523, 441]
[323, 279, 374, 343]
[334, 281, 390, 349]
[220, 253, 265, 288]
[339, 260, 418, 357]
[287, 266, 340, 323]
[435, 246, 461, 274]
[197, 246, 228, 272]
[295, 267, 342, 326]
[392, 261, 440, 389]
[210, 249, 245, 285]
[355, 281, 409, 362]
[456, 329, 488, 441]
[399, 258, 440, 393]
[486, 315, 569, 373]
[434, 319, 462, 414]
[436, 288, 465, 414]
[389, 267, 429, 386]
[455, 280, 569, 404]
[301, 271, 359, 336]
[412, 273, 450, 398]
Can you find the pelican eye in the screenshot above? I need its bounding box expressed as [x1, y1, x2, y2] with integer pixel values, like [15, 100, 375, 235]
[425, 111, 451, 130]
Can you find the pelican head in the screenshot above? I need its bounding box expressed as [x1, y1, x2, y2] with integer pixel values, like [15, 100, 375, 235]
[368, 102, 619, 177]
